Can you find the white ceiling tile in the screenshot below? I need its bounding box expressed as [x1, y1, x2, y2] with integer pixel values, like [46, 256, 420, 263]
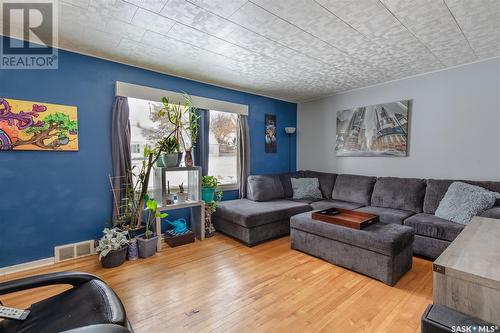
[124, 0, 169, 12]
[131, 8, 175, 35]
[87, 0, 139, 23]
[380, 0, 477, 66]
[187, 0, 247, 18]
[160, 0, 238, 37]
[445, 0, 500, 59]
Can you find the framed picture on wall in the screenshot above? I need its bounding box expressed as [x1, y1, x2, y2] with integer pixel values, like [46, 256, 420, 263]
[335, 99, 411, 157]
[265, 114, 277, 153]
[0, 98, 78, 151]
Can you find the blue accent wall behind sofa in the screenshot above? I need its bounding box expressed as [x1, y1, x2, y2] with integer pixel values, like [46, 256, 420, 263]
[0, 38, 297, 267]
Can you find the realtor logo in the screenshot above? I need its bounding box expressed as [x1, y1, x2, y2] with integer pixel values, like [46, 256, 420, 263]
[1, 0, 58, 69]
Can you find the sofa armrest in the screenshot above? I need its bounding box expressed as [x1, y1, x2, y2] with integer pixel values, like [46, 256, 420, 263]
[480, 206, 500, 219]
[0, 272, 100, 295]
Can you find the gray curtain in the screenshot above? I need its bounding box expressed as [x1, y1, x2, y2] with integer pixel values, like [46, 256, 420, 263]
[193, 109, 210, 176]
[237, 114, 250, 198]
[111, 96, 131, 221]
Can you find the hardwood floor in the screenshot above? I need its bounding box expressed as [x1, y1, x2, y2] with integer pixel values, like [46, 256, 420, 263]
[0, 234, 433, 333]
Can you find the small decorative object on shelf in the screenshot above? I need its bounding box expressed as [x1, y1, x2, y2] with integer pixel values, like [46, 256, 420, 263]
[96, 228, 129, 268]
[184, 149, 194, 167]
[165, 180, 175, 205]
[177, 182, 189, 203]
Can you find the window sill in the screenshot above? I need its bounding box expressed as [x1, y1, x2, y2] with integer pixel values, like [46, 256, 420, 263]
[217, 184, 239, 192]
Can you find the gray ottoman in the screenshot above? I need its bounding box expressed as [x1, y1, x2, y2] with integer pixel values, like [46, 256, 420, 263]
[290, 211, 414, 286]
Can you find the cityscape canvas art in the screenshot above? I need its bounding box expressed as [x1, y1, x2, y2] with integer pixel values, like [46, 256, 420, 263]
[336, 100, 410, 157]
[0, 98, 78, 151]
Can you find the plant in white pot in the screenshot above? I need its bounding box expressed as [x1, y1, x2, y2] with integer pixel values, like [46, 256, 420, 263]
[137, 197, 167, 258]
[177, 182, 189, 203]
[96, 228, 129, 268]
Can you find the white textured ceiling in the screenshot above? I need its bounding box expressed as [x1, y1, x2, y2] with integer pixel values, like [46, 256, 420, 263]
[9, 0, 500, 101]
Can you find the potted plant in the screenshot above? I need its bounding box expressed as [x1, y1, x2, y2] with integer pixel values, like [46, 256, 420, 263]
[177, 182, 189, 202]
[205, 191, 223, 237]
[112, 137, 171, 236]
[137, 197, 167, 258]
[160, 136, 180, 167]
[156, 94, 199, 167]
[96, 228, 129, 268]
[183, 104, 200, 167]
[202, 175, 220, 202]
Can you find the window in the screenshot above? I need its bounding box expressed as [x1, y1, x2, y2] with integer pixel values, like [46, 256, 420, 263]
[208, 110, 238, 187]
[128, 97, 239, 191]
[128, 98, 188, 191]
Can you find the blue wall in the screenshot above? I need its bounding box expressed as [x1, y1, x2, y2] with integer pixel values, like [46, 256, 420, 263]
[0, 37, 297, 267]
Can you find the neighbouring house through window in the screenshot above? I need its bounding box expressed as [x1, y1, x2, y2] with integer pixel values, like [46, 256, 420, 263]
[128, 98, 239, 192]
[208, 110, 238, 187]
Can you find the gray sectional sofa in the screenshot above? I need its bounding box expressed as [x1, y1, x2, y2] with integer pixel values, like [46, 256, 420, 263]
[214, 171, 500, 259]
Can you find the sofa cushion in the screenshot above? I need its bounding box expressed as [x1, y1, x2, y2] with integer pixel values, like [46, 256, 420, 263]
[279, 171, 306, 198]
[303, 170, 337, 199]
[310, 199, 364, 211]
[215, 199, 311, 228]
[332, 174, 376, 205]
[247, 175, 285, 202]
[404, 213, 465, 242]
[424, 179, 500, 214]
[291, 211, 414, 256]
[356, 206, 415, 225]
[371, 177, 426, 213]
[291, 177, 323, 200]
[435, 182, 497, 225]
[481, 206, 500, 219]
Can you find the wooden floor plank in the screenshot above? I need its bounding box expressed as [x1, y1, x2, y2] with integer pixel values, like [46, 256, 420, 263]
[0, 234, 433, 332]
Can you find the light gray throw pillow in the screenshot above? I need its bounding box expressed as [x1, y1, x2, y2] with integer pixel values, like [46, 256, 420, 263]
[435, 182, 497, 225]
[291, 177, 323, 200]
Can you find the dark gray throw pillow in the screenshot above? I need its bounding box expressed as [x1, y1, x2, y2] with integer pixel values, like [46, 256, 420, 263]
[291, 178, 323, 200]
[246, 175, 285, 202]
[435, 182, 497, 225]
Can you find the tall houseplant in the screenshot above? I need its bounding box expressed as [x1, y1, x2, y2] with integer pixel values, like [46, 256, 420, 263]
[154, 94, 199, 166]
[114, 137, 171, 234]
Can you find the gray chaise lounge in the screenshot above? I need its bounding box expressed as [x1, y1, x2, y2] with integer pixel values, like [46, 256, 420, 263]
[214, 171, 500, 259]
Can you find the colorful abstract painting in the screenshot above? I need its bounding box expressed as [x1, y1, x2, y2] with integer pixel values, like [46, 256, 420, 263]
[0, 98, 78, 151]
[336, 100, 410, 157]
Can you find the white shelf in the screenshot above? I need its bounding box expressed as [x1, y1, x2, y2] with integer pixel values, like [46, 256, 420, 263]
[158, 200, 204, 211]
[155, 166, 201, 172]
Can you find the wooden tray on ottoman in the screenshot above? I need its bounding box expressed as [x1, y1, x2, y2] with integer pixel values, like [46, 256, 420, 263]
[312, 208, 378, 230]
[164, 230, 195, 247]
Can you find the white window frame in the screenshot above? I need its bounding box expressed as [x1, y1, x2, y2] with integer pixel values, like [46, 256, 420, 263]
[117, 81, 246, 191]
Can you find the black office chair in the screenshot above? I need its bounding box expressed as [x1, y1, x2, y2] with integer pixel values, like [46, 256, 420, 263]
[0, 272, 133, 333]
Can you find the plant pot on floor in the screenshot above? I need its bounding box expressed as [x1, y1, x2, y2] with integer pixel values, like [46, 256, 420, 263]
[137, 236, 158, 258]
[127, 225, 146, 238]
[100, 246, 128, 268]
[161, 153, 178, 167]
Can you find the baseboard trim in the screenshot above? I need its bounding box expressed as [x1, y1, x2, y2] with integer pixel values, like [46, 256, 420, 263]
[0, 257, 54, 277]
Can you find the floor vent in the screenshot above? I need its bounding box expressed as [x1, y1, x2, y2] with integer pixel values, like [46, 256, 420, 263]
[54, 240, 95, 262]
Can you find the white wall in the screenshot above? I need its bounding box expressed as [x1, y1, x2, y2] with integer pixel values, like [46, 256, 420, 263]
[297, 58, 500, 181]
